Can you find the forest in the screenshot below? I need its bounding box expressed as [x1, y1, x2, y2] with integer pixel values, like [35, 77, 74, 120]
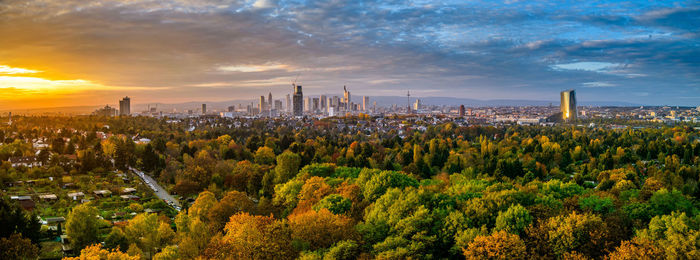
[1, 115, 699, 259]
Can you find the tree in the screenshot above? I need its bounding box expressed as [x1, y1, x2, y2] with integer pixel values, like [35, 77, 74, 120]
[64, 244, 139, 260]
[104, 227, 129, 251]
[123, 213, 175, 257]
[255, 146, 276, 165]
[66, 203, 101, 251]
[0, 198, 41, 244]
[288, 208, 356, 251]
[189, 191, 217, 222]
[214, 213, 296, 259]
[275, 151, 302, 184]
[544, 211, 608, 258]
[607, 238, 664, 260]
[463, 231, 527, 260]
[0, 233, 38, 260]
[648, 189, 694, 216]
[637, 212, 700, 259]
[313, 194, 352, 215]
[208, 191, 255, 231]
[495, 204, 532, 235]
[362, 170, 418, 201]
[153, 245, 179, 260]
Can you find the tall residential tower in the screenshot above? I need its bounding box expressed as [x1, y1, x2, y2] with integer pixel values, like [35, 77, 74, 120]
[119, 96, 131, 116]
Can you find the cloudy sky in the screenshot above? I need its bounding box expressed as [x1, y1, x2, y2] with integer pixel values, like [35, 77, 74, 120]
[0, 0, 698, 109]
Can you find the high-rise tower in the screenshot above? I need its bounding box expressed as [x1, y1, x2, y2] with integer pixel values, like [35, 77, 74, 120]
[268, 92, 272, 110]
[293, 84, 303, 116]
[560, 89, 577, 122]
[119, 96, 131, 116]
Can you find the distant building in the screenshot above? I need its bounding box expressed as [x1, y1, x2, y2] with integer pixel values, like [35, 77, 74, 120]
[268, 92, 272, 111]
[119, 96, 130, 116]
[363, 96, 370, 111]
[274, 100, 283, 111]
[201, 103, 207, 115]
[312, 98, 320, 113]
[459, 105, 465, 117]
[286, 94, 292, 113]
[560, 89, 577, 122]
[320, 95, 327, 112]
[227, 106, 235, 112]
[259, 96, 266, 113]
[413, 99, 421, 111]
[343, 86, 351, 111]
[305, 97, 312, 112]
[293, 84, 303, 116]
[93, 105, 118, 117]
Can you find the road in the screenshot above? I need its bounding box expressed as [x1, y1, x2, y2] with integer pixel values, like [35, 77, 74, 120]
[129, 167, 181, 210]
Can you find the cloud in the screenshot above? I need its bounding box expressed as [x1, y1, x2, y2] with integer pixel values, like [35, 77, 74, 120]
[0, 0, 698, 106]
[582, 82, 617, 88]
[0, 65, 41, 74]
[551, 62, 620, 72]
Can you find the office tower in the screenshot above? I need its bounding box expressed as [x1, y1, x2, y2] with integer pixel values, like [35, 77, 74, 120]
[305, 97, 312, 112]
[312, 98, 319, 113]
[201, 103, 207, 115]
[268, 92, 272, 110]
[362, 96, 369, 111]
[119, 96, 131, 116]
[468, 108, 473, 116]
[413, 99, 421, 111]
[459, 105, 465, 117]
[343, 86, 350, 111]
[560, 89, 577, 122]
[274, 100, 283, 111]
[227, 106, 235, 112]
[293, 84, 303, 116]
[286, 94, 291, 113]
[320, 95, 327, 112]
[259, 96, 266, 113]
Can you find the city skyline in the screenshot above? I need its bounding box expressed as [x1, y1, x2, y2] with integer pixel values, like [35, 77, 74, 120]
[0, 1, 698, 110]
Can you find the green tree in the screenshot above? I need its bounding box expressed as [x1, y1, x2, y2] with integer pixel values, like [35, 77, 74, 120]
[275, 151, 302, 184]
[66, 203, 101, 251]
[494, 204, 532, 235]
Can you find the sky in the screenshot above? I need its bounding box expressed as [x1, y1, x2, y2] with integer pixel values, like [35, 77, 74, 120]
[0, 0, 698, 110]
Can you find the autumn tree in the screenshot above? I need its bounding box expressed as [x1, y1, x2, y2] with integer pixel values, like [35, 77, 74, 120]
[0, 233, 38, 260]
[212, 213, 296, 259]
[288, 208, 356, 250]
[64, 244, 139, 260]
[463, 231, 527, 260]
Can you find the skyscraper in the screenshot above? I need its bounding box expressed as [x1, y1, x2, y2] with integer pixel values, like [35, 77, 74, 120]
[259, 96, 266, 113]
[305, 97, 312, 112]
[119, 96, 130, 116]
[293, 84, 303, 116]
[459, 105, 465, 117]
[560, 89, 577, 122]
[286, 94, 291, 113]
[268, 92, 272, 110]
[201, 103, 206, 115]
[320, 95, 327, 112]
[343, 86, 350, 111]
[362, 96, 370, 111]
[312, 97, 319, 113]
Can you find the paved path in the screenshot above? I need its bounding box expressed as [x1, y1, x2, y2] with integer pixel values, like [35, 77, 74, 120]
[129, 167, 181, 210]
